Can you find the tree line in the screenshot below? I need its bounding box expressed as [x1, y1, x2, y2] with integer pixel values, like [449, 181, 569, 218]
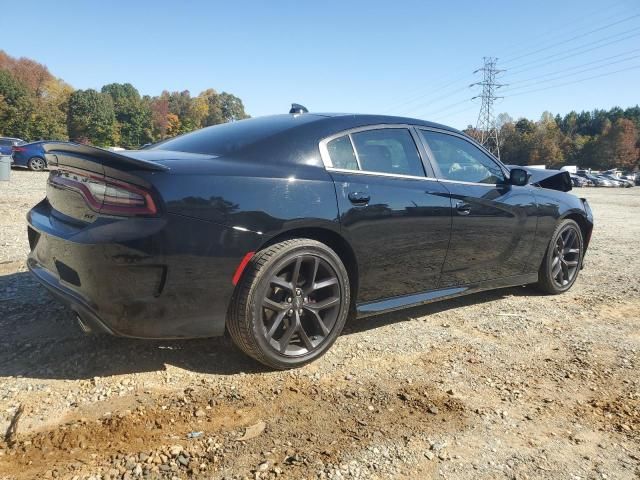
[0, 50, 249, 148]
[466, 106, 640, 171]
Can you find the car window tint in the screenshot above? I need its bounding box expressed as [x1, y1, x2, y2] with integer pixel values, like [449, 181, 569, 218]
[351, 129, 424, 177]
[0, 139, 10, 146]
[326, 135, 358, 170]
[420, 130, 505, 184]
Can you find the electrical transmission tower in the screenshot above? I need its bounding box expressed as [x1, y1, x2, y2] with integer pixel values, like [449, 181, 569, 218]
[470, 57, 505, 158]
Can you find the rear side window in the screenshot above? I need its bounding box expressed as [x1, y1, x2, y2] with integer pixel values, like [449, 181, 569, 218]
[326, 135, 358, 170]
[420, 130, 505, 184]
[351, 128, 424, 177]
[325, 128, 425, 177]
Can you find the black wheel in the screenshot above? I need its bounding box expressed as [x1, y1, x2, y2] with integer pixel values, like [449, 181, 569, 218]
[27, 157, 46, 171]
[536, 219, 583, 294]
[227, 239, 351, 369]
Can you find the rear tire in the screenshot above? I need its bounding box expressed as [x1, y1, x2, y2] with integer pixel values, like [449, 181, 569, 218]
[535, 219, 584, 294]
[227, 239, 351, 369]
[27, 157, 46, 171]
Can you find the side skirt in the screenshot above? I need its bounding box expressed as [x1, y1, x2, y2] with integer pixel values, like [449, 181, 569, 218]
[356, 273, 538, 318]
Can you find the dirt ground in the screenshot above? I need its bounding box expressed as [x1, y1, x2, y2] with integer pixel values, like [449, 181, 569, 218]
[0, 170, 638, 480]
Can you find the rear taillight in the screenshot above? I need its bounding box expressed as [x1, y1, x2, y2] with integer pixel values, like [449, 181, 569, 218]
[49, 170, 157, 216]
[12, 146, 26, 152]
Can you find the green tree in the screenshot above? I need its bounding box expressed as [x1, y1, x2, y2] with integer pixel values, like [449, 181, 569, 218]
[218, 92, 249, 122]
[67, 89, 118, 146]
[102, 83, 152, 147]
[0, 70, 32, 138]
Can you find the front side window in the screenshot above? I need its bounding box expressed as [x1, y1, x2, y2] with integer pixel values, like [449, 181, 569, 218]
[351, 128, 424, 177]
[420, 130, 505, 184]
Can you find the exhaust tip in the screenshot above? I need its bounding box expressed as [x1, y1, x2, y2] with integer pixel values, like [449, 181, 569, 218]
[75, 314, 93, 334]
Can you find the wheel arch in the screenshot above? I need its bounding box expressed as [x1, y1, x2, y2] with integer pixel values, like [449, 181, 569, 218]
[561, 211, 592, 250]
[257, 227, 359, 303]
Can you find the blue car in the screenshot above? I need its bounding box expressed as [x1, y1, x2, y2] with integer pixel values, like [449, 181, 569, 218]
[11, 141, 47, 171]
[0, 137, 25, 155]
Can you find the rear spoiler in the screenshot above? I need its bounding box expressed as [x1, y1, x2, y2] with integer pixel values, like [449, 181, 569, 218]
[43, 142, 168, 173]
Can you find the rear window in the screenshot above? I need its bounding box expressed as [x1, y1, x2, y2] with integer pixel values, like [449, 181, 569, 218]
[152, 115, 319, 156]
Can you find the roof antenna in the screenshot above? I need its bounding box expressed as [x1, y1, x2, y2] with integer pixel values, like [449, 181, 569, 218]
[289, 103, 308, 114]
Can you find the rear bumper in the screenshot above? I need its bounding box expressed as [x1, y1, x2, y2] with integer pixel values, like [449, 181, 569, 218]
[27, 199, 263, 339]
[28, 258, 116, 335]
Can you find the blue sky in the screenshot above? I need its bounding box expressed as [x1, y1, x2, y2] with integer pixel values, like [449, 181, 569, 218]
[3, 0, 639, 129]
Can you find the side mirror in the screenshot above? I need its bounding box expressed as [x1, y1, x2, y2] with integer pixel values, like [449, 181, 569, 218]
[509, 168, 530, 186]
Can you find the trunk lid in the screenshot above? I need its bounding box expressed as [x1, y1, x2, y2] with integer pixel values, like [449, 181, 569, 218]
[42, 142, 167, 223]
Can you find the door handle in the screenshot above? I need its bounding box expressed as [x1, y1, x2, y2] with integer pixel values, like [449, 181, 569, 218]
[348, 191, 370, 205]
[455, 201, 471, 215]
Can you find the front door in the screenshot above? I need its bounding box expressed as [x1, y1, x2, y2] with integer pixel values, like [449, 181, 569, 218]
[320, 126, 452, 303]
[418, 129, 537, 287]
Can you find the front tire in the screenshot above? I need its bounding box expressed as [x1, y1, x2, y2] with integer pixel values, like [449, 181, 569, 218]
[536, 219, 584, 294]
[227, 239, 351, 369]
[27, 157, 46, 171]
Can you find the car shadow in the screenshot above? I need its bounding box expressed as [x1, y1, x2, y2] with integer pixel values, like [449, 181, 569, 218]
[0, 270, 539, 380]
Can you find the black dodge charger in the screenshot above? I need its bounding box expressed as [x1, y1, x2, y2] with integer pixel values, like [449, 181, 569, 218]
[27, 107, 593, 369]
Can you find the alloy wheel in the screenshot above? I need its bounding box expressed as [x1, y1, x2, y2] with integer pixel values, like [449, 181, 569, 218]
[551, 225, 581, 287]
[260, 255, 341, 356]
[29, 158, 45, 171]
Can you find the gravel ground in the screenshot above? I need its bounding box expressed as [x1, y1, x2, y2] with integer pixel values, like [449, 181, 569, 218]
[0, 170, 638, 480]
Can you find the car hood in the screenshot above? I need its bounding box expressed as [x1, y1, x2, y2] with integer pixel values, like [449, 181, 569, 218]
[507, 165, 572, 192]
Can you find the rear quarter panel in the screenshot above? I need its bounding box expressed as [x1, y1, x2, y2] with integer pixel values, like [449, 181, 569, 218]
[142, 161, 341, 240]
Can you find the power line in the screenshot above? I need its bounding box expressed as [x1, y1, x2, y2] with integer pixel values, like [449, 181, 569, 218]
[431, 104, 477, 123]
[504, 64, 640, 98]
[383, 0, 632, 114]
[416, 97, 471, 117]
[403, 45, 639, 123]
[504, 26, 640, 73]
[383, 4, 639, 116]
[398, 85, 471, 116]
[497, 0, 634, 59]
[383, 73, 474, 114]
[502, 53, 640, 93]
[503, 47, 640, 81]
[501, 13, 640, 65]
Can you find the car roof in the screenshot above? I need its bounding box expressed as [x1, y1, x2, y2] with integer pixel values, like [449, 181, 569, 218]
[152, 113, 467, 163]
[304, 112, 462, 133]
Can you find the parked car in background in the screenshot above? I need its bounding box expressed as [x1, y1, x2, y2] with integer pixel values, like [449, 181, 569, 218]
[601, 174, 633, 187]
[570, 174, 589, 187]
[11, 141, 47, 171]
[0, 137, 25, 155]
[596, 174, 628, 188]
[576, 171, 609, 187]
[621, 172, 636, 182]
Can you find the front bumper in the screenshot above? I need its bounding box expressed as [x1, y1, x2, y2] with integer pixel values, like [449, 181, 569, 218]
[27, 199, 262, 339]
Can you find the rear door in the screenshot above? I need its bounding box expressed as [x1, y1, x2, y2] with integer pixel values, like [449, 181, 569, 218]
[320, 125, 452, 303]
[417, 129, 537, 287]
